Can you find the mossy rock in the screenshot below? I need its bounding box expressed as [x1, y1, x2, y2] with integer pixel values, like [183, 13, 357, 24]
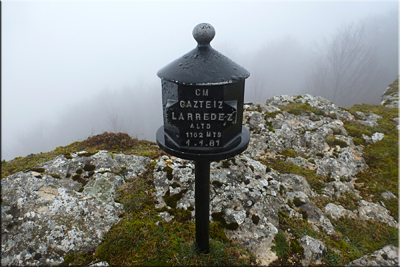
[211, 212, 239, 230]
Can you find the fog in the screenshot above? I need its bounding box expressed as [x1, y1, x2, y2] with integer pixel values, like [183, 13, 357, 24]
[2, 1, 398, 161]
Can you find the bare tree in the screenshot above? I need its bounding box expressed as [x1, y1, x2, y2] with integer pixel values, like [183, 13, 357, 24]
[106, 108, 126, 133]
[306, 12, 398, 107]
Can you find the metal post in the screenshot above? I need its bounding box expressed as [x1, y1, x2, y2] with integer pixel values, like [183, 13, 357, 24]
[195, 160, 210, 253]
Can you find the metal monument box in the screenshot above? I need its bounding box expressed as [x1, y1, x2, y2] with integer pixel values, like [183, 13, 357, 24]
[157, 23, 250, 161]
[156, 23, 250, 253]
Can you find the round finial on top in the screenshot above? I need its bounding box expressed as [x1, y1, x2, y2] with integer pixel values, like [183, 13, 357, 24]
[192, 23, 215, 45]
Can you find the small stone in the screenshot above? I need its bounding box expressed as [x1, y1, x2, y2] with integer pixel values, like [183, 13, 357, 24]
[300, 235, 327, 266]
[381, 191, 397, 200]
[371, 132, 385, 143]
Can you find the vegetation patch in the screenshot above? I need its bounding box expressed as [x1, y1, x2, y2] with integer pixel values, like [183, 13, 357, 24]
[278, 102, 324, 116]
[164, 166, 174, 180]
[275, 209, 398, 266]
[312, 109, 325, 116]
[163, 189, 188, 209]
[211, 212, 239, 230]
[50, 173, 62, 179]
[343, 104, 398, 220]
[30, 167, 45, 173]
[1, 131, 166, 179]
[94, 213, 255, 266]
[59, 249, 96, 267]
[264, 111, 282, 120]
[279, 149, 298, 159]
[325, 135, 348, 148]
[311, 191, 360, 212]
[63, 153, 73, 159]
[83, 164, 96, 172]
[260, 157, 327, 194]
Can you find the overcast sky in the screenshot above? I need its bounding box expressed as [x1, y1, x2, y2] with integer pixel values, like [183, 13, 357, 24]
[2, 0, 398, 161]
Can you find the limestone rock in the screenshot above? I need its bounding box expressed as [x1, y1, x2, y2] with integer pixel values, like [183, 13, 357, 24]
[1, 151, 151, 266]
[354, 200, 398, 228]
[299, 202, 336, 235]
[300, 235, 327, 266]
[1, 171, 124, 266]
[381, 78, 399, 108]
[324, 203, 356, 220]
[381, 191, 397, 200]
[2, 93, 398, 266]
[346, 244, 399, 266]
[371, 132, 385, 143]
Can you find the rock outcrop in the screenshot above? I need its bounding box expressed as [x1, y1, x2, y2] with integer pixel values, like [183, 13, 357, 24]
[1, 151, 151, 266]
[381, 76, 399, 108]
[2, 85, 398, 266]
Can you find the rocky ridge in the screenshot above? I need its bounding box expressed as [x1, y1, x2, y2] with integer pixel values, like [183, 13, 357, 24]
[1, 86, 398, 266]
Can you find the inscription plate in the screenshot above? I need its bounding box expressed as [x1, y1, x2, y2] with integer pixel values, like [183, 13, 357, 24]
[166, 87, 237, 148]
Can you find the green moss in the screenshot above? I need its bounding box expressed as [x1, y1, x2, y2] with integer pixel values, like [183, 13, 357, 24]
[50, 173, 61, 179]
[266, 121, 276, 133]
[277, 195, 399, 266]
[327, 176, 336, 182]
[331, 217, 398, 261]
[278, 102, 315, 116]
[63, 153, 73, 159]
[307, 158, 316, 164]
[312, 109, 325, 116]
[353, 138, 364, 146]
[59, 250, 95, 266]
[280, 149, 298, 159]
[342, 104, 399, 219]
[78, 151, 96, 157]
[209, 222, 230, 243]
[76, 168, 83, 174]
[264, 111, 282, 119]
[329, 112, 338, 119]
[148, 160, 157, 171]
[325, 135, 348, 148]
[117, 166, 127, 176]
[211, 212, 239, 230]
[72, 174, 88, 186]
[292, 198, 306, 207]
[94, 206, 255, 266]
[83, 164, 96, 171]
[173, 207, 192, 222]
[259, 157, 327, 194]
[30, 167, 45, 173]
[164, 166, 173, 180]
[163, 189, 188, 209]
[171, 182, 181, 188]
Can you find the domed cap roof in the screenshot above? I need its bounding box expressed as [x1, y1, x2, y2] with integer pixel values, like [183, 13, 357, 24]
[157, 23, 250, 86]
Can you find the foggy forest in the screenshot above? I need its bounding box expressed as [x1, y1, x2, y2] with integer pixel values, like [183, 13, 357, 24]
[4, 9, 398, 161]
